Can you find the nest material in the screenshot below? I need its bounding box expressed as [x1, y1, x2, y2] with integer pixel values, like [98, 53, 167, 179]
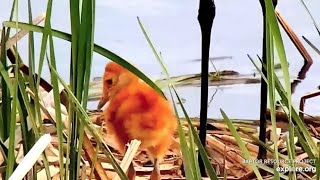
[3, 110, 319, 179]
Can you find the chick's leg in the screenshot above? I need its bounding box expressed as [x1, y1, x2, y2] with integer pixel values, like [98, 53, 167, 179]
[150, 158, 160, 180]
[127, 162, 136, 180]
[147, 135, 173, 180]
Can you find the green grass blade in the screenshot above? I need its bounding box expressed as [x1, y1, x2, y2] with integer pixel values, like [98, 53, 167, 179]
[265, 5, 294, 168]
[265, 3, 295, 168]
[68, 1, 81, 177]
[5, 66, 18, 180]
[69, 0, 80, 77]
[137, 17, 170, 76]
[220, 109, 262, 180]
[27, 0, 35, 79]
[75, 0, 88, 103]
[47, 34, 64, 179]
[69, 0, 96, 177]
[0, 28, 12, 140]
[247, 55, 268, 83]
[0, 0, 17, 141]
[295, 129, 316, 160]
[14, 45, 51, 180]
[265, 16, 280, 178]
[16, 89, 35, 179]
[16, 72, 41, 136]
[2, 22, 164, 96]
[5, 3, 19, 177]
[249, 55, 319, 158]
[26, 0, 37, 177]
[4, 0, 17, 40]
[81, 0, 95, 109]
[265, 0, 291, 100]
[275, 77, 318, 155]
[17, 91, 34, 177]
[27, 0, 36, 104]
[302, 36, 320, 55]
[172, 87, 218, 180]
[168, 90, 196, 179]
[188, 125, 202, 179]
[76, 0, 96, 169]
[36, 0, 53, 90]
[299, 0, 320, 36]
[317, 144, 320, 180]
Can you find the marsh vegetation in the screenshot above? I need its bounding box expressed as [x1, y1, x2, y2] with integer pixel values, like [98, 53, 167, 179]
[0, 0, 320, 179]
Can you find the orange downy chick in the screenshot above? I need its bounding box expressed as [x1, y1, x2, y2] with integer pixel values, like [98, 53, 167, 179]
[98, 62, 177, 180]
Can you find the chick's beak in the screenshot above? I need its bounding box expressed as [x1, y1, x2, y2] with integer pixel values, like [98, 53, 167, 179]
[97, 73, 114, 110]
[97, 96, 109, 110]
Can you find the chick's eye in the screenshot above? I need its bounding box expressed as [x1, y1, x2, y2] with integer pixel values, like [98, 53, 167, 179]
[105, 79, 113, 85]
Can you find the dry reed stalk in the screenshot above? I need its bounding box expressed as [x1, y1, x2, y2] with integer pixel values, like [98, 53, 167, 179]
[206, 135, 251, 172]
[83, 134, 110, 180]
[113, 139, 141, 180]
[213, 134, 259, 154]
[9, 134, 51, 180]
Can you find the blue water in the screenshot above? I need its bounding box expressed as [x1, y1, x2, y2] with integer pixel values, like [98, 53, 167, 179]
[0, 0, 319, 119]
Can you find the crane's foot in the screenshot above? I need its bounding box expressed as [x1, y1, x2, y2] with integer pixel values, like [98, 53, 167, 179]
[128, 162, 136, 180]
[150, 158, 161, 180]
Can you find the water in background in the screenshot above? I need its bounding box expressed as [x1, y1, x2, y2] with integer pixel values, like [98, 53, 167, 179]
[0, 0, 319, 119]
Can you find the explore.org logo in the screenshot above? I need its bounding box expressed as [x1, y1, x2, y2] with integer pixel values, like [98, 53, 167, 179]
[276, 166, 316, 173]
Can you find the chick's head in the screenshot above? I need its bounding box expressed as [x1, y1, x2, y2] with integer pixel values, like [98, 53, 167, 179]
[97, 62, 137, 109]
